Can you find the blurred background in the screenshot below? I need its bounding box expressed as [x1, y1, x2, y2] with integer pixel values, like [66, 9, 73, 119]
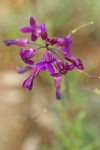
[0, 0, 100, 150]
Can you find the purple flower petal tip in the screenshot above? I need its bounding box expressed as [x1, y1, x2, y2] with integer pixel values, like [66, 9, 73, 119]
[30, 17, 36, 26]
[41, 24, 46, 32]
[31, 33, 38, 41]
[4, 40, 16, 46]
[22, 75, 33, 91]
[56, 90, 61, 100]
[20, 26, 32, 33]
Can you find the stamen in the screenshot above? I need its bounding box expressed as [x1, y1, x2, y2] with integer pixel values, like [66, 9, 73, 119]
[79, 70, 100, 79]
[71, 21, 93, 34]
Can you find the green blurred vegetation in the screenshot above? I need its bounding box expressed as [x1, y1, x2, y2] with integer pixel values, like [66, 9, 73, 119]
[0, 0, 100, 150]
[41, 71, 100, 150]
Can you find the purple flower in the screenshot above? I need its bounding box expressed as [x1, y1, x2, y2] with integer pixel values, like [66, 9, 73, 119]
[71, 57, 84, 70]
[50, 38, 58, 45]
[54, 77, 61, 100]
[41, 30, 57, 45]
[15, 38, 28, 46]
[63, 47, 84, 70]
[20, 48, 35, 65]
[22, 65, 40, 90]
[20, 17, 46, 41]
[5, 16, 89, 100]
[36, 51, 56, 74]
[51, 60, 69, 77]
[55, 36, 72, 47]
[41, 31, 51, 44]
[4, 40, 16, 46]
[4, 38, 28, 46]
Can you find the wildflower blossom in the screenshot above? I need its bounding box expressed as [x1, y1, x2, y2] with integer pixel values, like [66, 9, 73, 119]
[63, 47, 84, 70]
[22, 65, 40, 90]
[5, 38, 28, 46]
[51, 60, 69, 77]
[20, 17, 46, 41]
[55, 36, 73, 47]
[20, 48, 35, 65]
[5, 17, 99, 100]
[36, 51, 56, 74]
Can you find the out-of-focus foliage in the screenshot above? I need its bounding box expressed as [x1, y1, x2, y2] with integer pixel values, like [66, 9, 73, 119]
[42, 113, 100, 150]
[41, 71, 100, 150]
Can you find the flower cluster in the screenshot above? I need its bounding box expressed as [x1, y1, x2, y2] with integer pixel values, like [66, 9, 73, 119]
[4, 17, 87, 100]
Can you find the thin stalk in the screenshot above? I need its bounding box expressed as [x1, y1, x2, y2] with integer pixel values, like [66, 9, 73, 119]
[64, 76, 72, 116]
[34, 46, 46, 51]
[71, 21, 93, 34]
[79, 70, 100, 79]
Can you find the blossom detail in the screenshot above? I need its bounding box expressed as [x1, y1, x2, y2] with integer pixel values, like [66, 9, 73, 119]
[20, 17, 46, 41]
[54, 77, 61, 100]
[22, 65, 40, 90]
[20, 48, 35, 65]
[36, 51, 56, 74]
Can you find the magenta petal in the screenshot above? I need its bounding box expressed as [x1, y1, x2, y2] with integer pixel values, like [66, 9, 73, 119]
[41, 66, 47, 71]
[4, 40, 16, 46]
[68, 63, 75, 70]
[15, 38, 28, 46]
[46, 64, 55, 74]
[51, 73, 60, 77]
[64, 37, 73, 46]
[50, 58, 56, 63]
[22, 76, 33, 91]
[54, 77, 61, 100]
[40, 24, 46, 32]
[30, 17, 36, 27]
[31, 33, 38, 41]
[20, 26, 32, 33]
[63, 47, 70, 55]
[36, 61, 46, 69]
[26, 60, 34, 65]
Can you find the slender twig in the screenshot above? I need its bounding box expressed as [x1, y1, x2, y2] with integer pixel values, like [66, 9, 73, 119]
[79, 70, 100, 80]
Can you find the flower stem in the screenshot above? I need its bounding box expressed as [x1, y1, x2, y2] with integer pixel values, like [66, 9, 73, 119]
[71, 21, 93, 34]
[34, 46, 46, 51]
[79, 70, 100, 79]
[64, 76, 72, 116]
